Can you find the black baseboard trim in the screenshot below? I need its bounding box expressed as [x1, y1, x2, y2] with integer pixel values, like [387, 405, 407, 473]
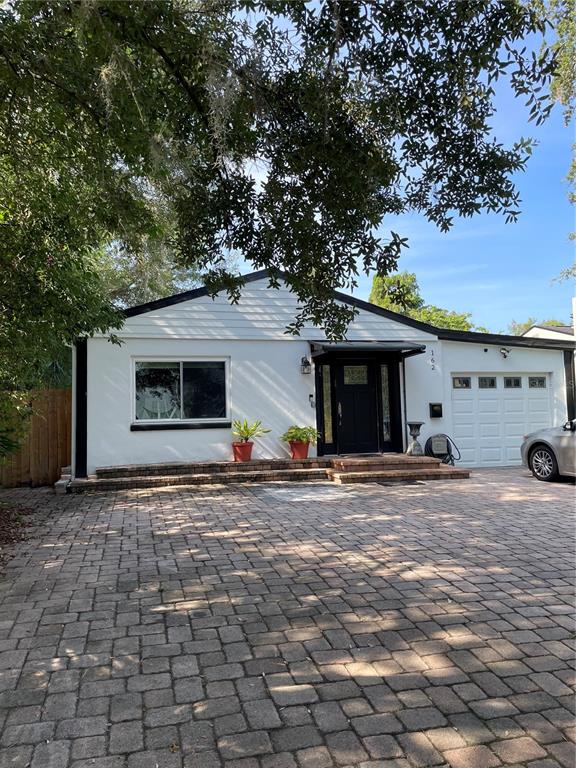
[131, 422, 231, 432]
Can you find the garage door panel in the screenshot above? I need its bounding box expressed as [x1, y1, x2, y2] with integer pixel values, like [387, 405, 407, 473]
[505, 446, 522, 462]
[529, 421, 550, 432]
[528, 400, 549, 414]
[504, 423, 525, 438]
[479, 447, 503, 463]
[479, 423, 500, 438]
[459, 448, 478, 463]
[452, 400, 475, 414]
[453, 424, 476, 444]
[503, 399, 524, 413]
[477, 401, 501, 414]
[451, 373, 552, 468]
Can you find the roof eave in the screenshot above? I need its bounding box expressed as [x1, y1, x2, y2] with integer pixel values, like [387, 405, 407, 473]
[437, 328, 576, 351]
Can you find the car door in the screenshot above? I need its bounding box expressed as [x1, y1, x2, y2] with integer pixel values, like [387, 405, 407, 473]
[555, 421, 576, 476]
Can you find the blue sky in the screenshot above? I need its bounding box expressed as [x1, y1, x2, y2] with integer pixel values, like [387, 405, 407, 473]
[236, 54, 574, 333]
[353, 88, 575, 333]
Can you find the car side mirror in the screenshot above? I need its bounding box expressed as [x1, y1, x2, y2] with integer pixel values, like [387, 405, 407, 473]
[563, 420, 576, 432]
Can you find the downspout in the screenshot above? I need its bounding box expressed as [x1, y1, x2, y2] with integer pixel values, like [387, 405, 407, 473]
[401, 356, 408, 451]
[74, 339, 88, 478]
[564, 350, 576, 421]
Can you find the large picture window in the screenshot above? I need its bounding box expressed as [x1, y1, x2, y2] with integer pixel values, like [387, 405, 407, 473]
[135, 360, 227, 422]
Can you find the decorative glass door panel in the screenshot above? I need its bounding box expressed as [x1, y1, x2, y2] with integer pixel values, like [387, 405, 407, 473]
[380, 365, 391, 443]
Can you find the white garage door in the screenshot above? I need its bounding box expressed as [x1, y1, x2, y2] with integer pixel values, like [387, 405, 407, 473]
[451, 373, 552, 466]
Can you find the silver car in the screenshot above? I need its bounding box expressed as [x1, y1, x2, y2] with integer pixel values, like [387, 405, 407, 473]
[521, 420, 576, 481]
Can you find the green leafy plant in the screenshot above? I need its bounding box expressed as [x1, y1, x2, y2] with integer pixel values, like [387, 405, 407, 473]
[281, 426, 319, 445]
[231, 419, 270, 443]
[0, 0, 558, 351]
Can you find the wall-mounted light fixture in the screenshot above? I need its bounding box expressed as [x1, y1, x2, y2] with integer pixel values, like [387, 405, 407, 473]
[300, 356, 312, 374]
[500, 347, 511, 359]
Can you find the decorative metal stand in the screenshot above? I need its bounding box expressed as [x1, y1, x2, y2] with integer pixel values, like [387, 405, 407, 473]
[406, 421, 424, 456]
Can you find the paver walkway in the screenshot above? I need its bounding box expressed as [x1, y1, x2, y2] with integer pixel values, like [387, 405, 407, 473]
[0, 469, 574, 768]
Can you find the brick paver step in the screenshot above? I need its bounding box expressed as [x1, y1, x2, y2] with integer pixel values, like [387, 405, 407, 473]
[76, 454, 470, 492]
[96, 457, 333, 478]
[69, 467, 331, 492]
[330, 467, 470, 484]
[330, 454, 441, 471]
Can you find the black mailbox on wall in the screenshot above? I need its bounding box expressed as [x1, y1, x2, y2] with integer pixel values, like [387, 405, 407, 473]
[429, 403, 443, 418]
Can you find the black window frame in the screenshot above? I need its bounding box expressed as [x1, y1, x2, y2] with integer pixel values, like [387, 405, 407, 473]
[133, 359, 229, 424]
[504, 376, 522, 389]
[452, 376, 472, 389]
[478, 376, 497, 389]
[528, 376, 547, 389]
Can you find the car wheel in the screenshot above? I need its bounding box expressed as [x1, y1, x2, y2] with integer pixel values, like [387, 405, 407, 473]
[529, 445, 559, 482]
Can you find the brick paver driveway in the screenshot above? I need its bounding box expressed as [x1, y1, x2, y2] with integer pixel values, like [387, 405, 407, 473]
[0, 469, 574, 768]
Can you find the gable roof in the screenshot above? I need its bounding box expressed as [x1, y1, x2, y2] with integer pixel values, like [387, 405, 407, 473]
[523, 324, 574, 337]
[123, 269, 576, 351]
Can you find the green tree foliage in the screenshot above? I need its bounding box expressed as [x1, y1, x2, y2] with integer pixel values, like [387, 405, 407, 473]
[0, 1, 560, 452]
[0, 159, 125, 456]
[537, 0, 576, 276]
[369, 272, 424, 313]
[508, 317, 569, 335]
[369, 272, 481, 331]
[96, 242, 201, 309]
[1, 0, 557, 335]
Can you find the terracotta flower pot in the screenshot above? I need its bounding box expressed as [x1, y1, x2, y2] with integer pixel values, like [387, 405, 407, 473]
[289, 441, 309, 460]
[232, 441, 254, 462]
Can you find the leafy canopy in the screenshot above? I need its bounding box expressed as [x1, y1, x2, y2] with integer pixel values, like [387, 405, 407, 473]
[0, 0, 557, 339]
[368, 272, 486, 332]
[538, 0, 575, 275]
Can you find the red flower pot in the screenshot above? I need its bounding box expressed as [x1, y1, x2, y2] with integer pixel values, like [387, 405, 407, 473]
[232, 441, 254, 462]
[289, 441, 309, 460]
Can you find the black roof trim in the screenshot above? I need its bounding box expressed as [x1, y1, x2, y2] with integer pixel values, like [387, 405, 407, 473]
[123, 268, 576, 351]
[436, 328, 576, 350]
[331, 289, 436, 333]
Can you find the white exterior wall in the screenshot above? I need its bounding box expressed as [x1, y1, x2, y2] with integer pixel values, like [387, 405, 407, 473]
[116, 283, 437, 343]
[406, 341, 568, 466]
[86, 337, 318, 473]
[81, 276, 571, 474]
[84, 278, 436, 474]
[404, 341, 446, 441]
[440, 341, 567, 428]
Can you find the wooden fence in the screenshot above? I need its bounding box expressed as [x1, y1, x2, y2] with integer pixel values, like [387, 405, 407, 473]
[0, 389, 72, 488]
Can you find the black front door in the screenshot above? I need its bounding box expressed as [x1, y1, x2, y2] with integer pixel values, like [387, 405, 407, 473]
[334, 362, 380, 454]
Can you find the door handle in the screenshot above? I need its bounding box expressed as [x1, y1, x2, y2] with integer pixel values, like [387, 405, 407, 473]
[337, 401, 342, 424]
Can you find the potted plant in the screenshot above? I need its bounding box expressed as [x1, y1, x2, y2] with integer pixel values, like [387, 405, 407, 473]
[231, 419, 270, 462]
[280, 426, 319, 460]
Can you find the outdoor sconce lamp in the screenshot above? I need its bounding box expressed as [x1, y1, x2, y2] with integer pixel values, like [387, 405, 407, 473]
[300, 356, 312, 374]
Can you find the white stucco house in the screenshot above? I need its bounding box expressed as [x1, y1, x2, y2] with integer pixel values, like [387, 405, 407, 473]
[72, 270, 576, 478]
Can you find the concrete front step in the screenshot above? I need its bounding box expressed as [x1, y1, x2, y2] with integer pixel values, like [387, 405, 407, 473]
[330, 467, 470, 484]
[69, 467, 331, 492]
[96, 457, 332, 479]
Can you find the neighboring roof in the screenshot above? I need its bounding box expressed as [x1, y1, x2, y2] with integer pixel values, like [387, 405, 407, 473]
[124, 269, 576, 351]
[522, 324, 574, 337]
